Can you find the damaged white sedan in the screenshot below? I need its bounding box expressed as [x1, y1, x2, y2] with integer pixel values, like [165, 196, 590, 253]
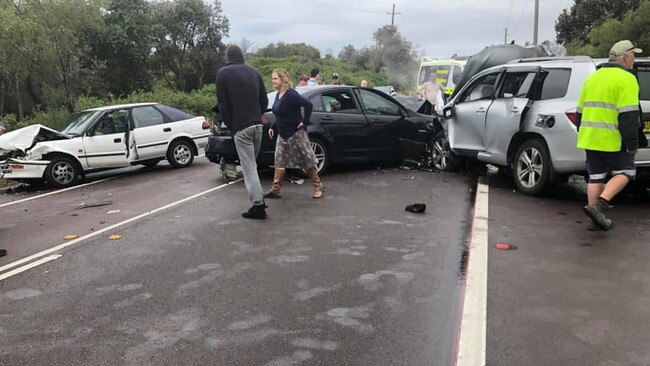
[0, 103, 211, 188]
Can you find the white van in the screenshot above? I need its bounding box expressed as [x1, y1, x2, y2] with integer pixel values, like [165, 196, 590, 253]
[417, 59, 467, 97]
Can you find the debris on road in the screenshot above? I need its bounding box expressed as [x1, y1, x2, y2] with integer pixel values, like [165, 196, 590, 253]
[108, 234, 122, 240]
[495, 243, 517, 250]
[64, 234, 78, 240]
[405, 203, 426, 214]
[107, 210, 120, 214]
[75, 200, 113, 210]
[285, 176, 304, 184]
[0, 249, 6, 257]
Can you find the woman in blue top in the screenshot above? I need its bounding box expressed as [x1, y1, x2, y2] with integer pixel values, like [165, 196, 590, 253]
[264, 68, 323, 199]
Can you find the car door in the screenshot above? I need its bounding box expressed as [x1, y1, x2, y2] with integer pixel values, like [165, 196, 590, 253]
[482, 68, 539, 165]
[634, 61, 650, 165]
[131, 105, 169, 160]
[312, 89, 371, 160]
[446, 71, 501, 155]
[82, 109, 130, 169]
[356, 88, 409, 160]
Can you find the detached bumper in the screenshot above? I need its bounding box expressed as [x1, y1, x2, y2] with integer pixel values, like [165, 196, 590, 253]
[0, 158, 48, 180]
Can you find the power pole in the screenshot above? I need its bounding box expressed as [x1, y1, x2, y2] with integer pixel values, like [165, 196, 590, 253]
[387, 3, 401, 26]
[533, 0, 539, 44]
[504, 28, 509, 44]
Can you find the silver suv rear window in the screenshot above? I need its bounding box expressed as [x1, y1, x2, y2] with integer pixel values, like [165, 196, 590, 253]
[539, 68, 571, 100]
[636, 66, 650, 101]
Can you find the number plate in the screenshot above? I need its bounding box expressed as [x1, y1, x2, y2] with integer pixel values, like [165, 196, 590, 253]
[645, 121, 650, 133]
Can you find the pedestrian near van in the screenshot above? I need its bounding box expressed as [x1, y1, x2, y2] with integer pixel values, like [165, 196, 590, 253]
[216, 44, 269, 219]
[297, 74, 309, 87]
[307, 68, 320, 86]
[577, 40, 642, 230]
[417, 70, 446, 115]
[331, 73, 341, 85]
[264, 68, 324, 199]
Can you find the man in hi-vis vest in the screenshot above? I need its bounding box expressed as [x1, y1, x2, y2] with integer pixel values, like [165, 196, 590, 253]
[577, 40, 642, 231]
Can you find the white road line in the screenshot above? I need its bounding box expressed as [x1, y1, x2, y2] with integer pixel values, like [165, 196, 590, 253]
[456, 177, 489, 366]
[0, 179, 241, 279]
[0, 177, 115, 208]
[0, 255, 62, 281]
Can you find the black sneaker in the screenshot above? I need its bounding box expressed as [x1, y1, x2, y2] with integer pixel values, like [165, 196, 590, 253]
[583, 205, 612, 231]
[242, 204, 266, 220]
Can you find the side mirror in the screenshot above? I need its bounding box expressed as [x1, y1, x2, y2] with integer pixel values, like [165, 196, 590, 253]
[443, 104, 455, 119]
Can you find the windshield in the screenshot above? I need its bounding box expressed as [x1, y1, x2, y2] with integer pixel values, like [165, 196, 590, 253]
[418, 65, 452, 87]
[60, 111, 101, 136]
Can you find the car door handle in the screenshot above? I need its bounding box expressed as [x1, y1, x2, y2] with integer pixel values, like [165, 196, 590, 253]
[476, 108, 486, 114]
[321, 116, 334, 121]
[163, 127, 172, 132]
[114, 138, 122, 143]
[511, 107, 520, 113]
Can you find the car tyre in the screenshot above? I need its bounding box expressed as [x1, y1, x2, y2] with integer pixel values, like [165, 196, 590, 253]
[44, 156, 79, 188]
[167, 140, 194, 168]
[513, 139, 551, 195]
[430, 131, 462, 172]
[310, 137, 329, 175]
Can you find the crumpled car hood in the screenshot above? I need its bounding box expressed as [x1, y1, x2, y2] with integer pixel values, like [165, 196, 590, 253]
[0, 124, 71, 159]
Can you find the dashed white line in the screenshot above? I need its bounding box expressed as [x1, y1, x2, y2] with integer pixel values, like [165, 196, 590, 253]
[456, 177, 489, 366]
[0, 177, 115, 208]
[0, 179, 241, 281]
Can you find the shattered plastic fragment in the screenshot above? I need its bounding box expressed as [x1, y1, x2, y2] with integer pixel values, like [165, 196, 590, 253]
[64, 234, 78, 240]
[108, 234, 122, 240]
[76, 200, 113, 210]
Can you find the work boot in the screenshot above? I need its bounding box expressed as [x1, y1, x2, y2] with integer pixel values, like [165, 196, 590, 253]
[264, 168, 286, 198]
[242, 204, 267, 220]
[583, 197, 612, 231]
[306, 167, 324, 199]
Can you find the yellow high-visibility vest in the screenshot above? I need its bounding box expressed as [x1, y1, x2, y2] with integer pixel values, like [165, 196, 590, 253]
[576, 66, 639, 152]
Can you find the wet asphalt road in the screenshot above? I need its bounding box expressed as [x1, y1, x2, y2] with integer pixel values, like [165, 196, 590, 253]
[487, 175, 650, 365]
[2, 159, 650, 365]
[0, 161, 474, 365]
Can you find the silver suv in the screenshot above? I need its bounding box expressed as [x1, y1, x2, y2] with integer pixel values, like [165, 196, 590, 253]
[437, 56, 650, 195]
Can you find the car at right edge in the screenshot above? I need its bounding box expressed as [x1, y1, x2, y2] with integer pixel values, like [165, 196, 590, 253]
[438, 56, 650, 195]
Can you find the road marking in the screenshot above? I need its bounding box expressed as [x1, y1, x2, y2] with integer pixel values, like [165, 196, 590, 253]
[0, 177, 115, 208]
[456, 177, 489, 366]
[0, 179, 242, 279]
[0, 255, 62, 281]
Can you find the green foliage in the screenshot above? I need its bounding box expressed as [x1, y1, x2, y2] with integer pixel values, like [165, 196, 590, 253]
[556, 0, 641, 44]
[567, 1, 650, 57]
[256, 42, 320, 61]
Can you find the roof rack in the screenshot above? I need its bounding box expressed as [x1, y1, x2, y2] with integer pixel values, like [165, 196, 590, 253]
[508, 56, 593, 64]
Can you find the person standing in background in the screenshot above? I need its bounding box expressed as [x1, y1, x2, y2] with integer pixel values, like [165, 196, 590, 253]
[216, 45, 269, 219]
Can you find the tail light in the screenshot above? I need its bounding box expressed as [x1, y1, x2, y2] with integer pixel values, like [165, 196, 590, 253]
[565, 111, 578, 126]
[9, 164, 25, 170]
[261, 114, 270, 126]
[201, 120, 211, 130]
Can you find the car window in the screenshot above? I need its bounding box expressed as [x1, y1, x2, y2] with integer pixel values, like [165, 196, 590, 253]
[93, 110, 129, 135]
[459, 73, 499, 103]
[309, 95, 324, 112]
[499, 72, 536, 98]
[132, 106, 165, 128]
[539, 68, 571, 100]
[320, 90, 360, 114]
[636, 65, 650, 101]
[358, 89, 402, 116]
[452, 65, 462, 84]
[155, 104, 194, 121]
[61, 111, 99, 136]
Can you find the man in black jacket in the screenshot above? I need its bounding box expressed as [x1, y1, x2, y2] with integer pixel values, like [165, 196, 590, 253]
[216, 45, 269, 219]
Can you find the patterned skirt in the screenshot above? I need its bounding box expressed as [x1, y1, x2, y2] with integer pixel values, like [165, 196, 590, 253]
[274, 129, 318, 170]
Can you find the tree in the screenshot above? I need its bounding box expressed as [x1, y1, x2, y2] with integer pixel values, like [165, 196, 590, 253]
[572, 0, 650, 57]
[151, 0, 229, 91]
[555, 0, 641, 45]
[94, 0, 154, 97]
[257, 42, 320, 61]
[337, 44, 357, 62]
[369, 25, 419, 90]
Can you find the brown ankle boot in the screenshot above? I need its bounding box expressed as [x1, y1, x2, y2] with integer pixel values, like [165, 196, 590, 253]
[264, 168, 285, 198]
[306, 167, 323, 199]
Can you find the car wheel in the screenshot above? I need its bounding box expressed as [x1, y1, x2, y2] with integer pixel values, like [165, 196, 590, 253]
[44, 156, 79, 188]
[141, 159, 161, 168]
[309, 137, 329, 175]
[430, 131, 462, 172]
[513, 139, 551, 195]
[167, 140, 194, 168]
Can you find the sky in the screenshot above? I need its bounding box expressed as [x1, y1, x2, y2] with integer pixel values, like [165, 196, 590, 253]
[220, 0, 576, 59]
